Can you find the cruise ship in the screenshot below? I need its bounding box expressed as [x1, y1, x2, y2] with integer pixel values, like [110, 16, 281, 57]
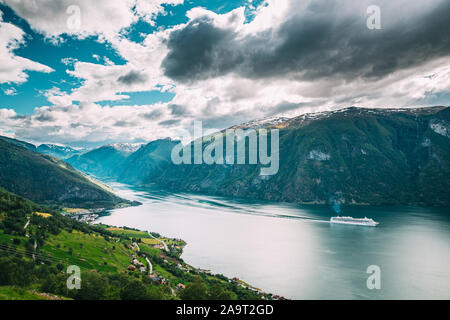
[330, 216, 379, 227]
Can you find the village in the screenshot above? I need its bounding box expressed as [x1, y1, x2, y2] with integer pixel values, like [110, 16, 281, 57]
[61, 208, 105, 224]
[57, 210, 284, 299]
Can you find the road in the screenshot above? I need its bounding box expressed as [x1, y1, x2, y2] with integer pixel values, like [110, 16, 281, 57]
[23, 218, 30, 230]
[147, 232, 169, 252]
[145, 257, 153, 274]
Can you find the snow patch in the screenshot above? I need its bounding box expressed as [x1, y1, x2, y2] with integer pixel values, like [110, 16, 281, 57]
[109, 143, 142, 153]
[308, 150, 330, 161]
[430, 119, 450, 138]
[421, 137, 431, 147]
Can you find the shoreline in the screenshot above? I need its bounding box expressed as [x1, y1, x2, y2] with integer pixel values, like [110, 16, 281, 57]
[63, 198, 284, 300]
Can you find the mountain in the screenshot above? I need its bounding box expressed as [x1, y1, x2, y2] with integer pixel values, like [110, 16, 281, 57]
[0, 136, 37, 152]
[66, 143, 141, 178]
[142, 106, 449, 207]
[0, 138, 129, 208]
[117, 139, 179, 184]
[37, 144, 85, 159]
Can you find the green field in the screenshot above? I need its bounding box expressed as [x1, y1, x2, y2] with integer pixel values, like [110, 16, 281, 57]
[0, 188, 269, 300]
[41, 230, 132, 273]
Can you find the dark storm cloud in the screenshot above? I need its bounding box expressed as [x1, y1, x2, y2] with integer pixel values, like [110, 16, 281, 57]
[114, 120, 134, 127]
[200, 110, 253, 129]
[143, 109, 163, 120]
[162, 1, 450, 83]
[168, 104, 188, 116]
[117, 70, 148, 85]
[162, 18, 240, 83]
[267, 102, 306, 116]
[10, 114, 27, 120]
[159, 119, 180, 127]
[35, 113, 55, 122]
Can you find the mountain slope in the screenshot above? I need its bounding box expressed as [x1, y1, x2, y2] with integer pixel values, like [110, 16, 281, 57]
[37, 144, 83, 159]
[149, 106, 450, 206]
[0, 136, 37, 152]
[0, 138, 128, 208]
[67, 144, 140, 178]
[117, 139, 179, 184]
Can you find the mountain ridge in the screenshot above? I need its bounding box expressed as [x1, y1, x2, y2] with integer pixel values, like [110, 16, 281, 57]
[0, 138, 131, 208]
[6, 106, 449, 207]
[148, 106, 450, 207]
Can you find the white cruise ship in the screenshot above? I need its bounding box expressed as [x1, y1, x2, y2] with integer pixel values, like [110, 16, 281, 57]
[330, 216, 379, 227]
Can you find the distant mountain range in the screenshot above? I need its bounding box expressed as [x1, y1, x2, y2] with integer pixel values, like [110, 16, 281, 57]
[0, 137, 88, 159]
[66, 143, 142, 179]
[5, 106, 449, 207]
[37, 144, 86, 159]
[0, 138, 131, 208]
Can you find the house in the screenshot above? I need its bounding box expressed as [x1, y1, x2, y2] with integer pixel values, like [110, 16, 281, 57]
[177, 283, 186, 290]
[149, 274, 166, 285]
[128, 265, 136, 271]
[139, 266, 146, 273]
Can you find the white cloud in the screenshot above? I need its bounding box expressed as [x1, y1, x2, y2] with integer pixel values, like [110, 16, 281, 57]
[45, 26, 175, 105]
[0, 101, 189, 146]
[0, 13, 54, 84]
[1, 0, 184, 41]
[135, 0, 184, 26]
[2, 87, 17, 95]
[1, 0, 448, 146]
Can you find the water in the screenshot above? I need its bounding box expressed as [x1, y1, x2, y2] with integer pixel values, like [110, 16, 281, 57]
[96, 183, 450, 300]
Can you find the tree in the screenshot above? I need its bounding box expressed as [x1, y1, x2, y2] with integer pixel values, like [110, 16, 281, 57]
[56, 263, 64, 272]
[180, 276, 208, 300]
[120, 279, 149, 300]
[209, 283, 234, 300]
[75, 271, 108, 300]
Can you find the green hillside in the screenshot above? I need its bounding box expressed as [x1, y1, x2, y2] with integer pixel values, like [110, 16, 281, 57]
[0, 138, 128, 209]
[0, 188, 269, 300]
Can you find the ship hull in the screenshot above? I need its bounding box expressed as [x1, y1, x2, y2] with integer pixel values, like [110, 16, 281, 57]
[330, 217, 379, 227]
[330, 220, 378, 227]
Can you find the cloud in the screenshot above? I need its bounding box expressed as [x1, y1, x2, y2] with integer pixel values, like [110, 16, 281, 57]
[1, 0, 184, 41]
[143, 109, 163, 120]
[163, 0, 450, 83]
[168, 103, 188, 116]
[0, 102, 182, 146]
[2, 87, 17, 95]
[159, 119, 180, 126]
[1, 0, 449, 147]
[45, 27, 175, 105]
[0, 12, 54, 84]
[117, 70, 148, 85]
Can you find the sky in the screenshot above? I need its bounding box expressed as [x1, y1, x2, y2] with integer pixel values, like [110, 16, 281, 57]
[0, 0, 449, 147]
